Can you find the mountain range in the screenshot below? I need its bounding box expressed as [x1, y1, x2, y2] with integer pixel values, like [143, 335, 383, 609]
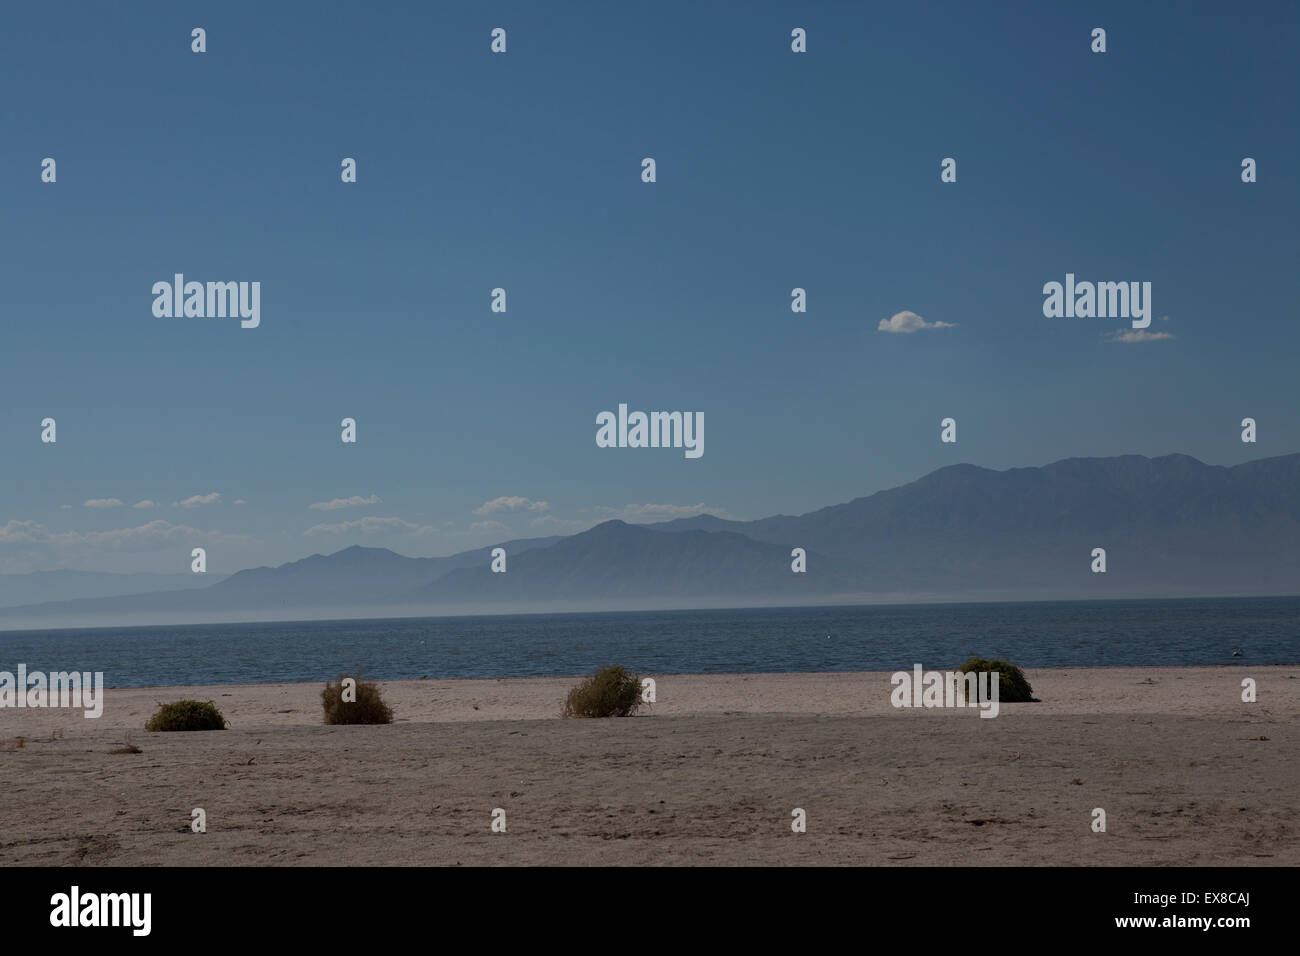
[2, 452, 1295, 628]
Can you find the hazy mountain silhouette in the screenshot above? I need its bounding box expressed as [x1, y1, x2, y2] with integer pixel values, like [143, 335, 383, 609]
[0, 570, 227, 607]
[0, 536, 563, 623]
[420, 521, 845, 601]
[1, 453, 1295, 627]
[211, 536, 564, 604]
[648, 453, 1300, 593]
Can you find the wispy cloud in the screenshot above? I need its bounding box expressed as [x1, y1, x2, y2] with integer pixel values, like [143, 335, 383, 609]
[83, 498, 124, 509]
[303, 516, 436, 537]
[0, 518, 247, 571]
[1104, 329, 1174, 343]
[176, 492, 222, 508]
[309, 494, 381, 511]
[1104, 317, 1174, 344]
[0, 520, 52, 545]
[595, 503, 733, 522]
[474, 496, 549, 515]
[132, 500, 157, 510]
[0, 518, 233, 548]
[877, 310, 955, 334]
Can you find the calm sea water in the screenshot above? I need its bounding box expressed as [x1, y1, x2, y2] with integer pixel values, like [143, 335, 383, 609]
[0, 597, 1295, 687]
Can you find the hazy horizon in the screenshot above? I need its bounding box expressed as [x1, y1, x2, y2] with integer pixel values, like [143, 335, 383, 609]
[1, 448, 1296, 629]
[3, 447, 1295, 578]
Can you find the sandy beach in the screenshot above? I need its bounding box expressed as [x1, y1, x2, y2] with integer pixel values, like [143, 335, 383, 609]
[1, 667, 1296, 866]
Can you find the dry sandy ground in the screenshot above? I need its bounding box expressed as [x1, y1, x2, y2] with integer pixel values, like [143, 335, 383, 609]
[1, 667, 1295, 866]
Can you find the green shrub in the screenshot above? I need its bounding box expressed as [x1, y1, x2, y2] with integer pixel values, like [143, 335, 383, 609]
[562, 665, 643, 718]
[321, 670, 393, 725]
[956, 657, 1034, 702]
[145, 699, 228, 732]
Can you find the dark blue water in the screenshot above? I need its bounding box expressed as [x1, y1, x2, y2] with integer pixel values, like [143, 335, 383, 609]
[0, 597, 1295, 687]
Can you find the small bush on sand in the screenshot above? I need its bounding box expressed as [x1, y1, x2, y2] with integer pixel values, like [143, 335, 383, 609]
[562, 665, 643, 718]
[145, 700, 228, 732]
[321, 670, 393, 725]
[956, 657, 1034, 702]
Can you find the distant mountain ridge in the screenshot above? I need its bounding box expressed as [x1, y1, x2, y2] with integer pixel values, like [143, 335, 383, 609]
[1, 452, 1295, 627]
[0, 570, 227, 608]
[421, 521, 845, 601]
[213, 536, 565, 604]
[647, 453, 1300, 591]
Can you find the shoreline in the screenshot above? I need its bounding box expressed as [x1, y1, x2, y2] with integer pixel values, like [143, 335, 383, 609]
[1, 592, 1295, 635]
[90, 658, 1283, 688]
[3, 665, 1294, 733]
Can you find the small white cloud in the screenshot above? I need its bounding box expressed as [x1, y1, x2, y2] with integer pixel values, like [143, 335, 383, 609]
[0, 519, 246, 558]
[83, 498, 124, 509]
[0, 518, 251, 572]
[310, 494, 381, 511]
[474, 496, 549, 515]
[1103, 329, 1174, 343]
[595, 503, 733, 522]
[0, 520, 47, 544]
[304, 516, 436, 537]
[176, 492, 221, 508]
[60, 504, 72, 510]
[133, 500, 156, 510]
[233, 499, 246, 506]
[877, 310, 955, 334]
[469, 520, 508, 533]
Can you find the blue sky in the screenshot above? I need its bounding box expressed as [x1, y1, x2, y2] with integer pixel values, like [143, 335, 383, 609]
[2, 1, 1296, 574]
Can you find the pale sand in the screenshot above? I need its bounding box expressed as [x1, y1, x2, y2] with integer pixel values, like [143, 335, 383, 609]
[1, 667, 1295, 865]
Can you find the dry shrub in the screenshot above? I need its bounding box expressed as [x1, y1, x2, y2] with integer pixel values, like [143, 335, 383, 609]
[145, 700, 228, 731]
[955, 657, 1034, 702]
[321, 670, 393, 725]
[562, 665, 643, 718]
